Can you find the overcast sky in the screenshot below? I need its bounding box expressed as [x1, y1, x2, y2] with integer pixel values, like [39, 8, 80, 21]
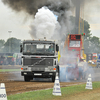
[0, 0, 100, 41]
[0, 0, 33, 41]
[84, 0, 100, 38]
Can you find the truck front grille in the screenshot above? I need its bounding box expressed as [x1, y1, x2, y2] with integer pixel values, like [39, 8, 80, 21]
[32, 67, 45, 71]
[23, 58, 53, 66]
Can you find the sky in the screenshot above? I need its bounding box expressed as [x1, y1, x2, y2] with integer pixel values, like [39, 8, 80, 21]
[84, 0, 100, 38]
[0, 0, 100, 41]
[0, 0, 33, 41]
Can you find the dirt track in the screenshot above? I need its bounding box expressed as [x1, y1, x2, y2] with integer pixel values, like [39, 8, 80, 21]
[0, 65, 83, 95]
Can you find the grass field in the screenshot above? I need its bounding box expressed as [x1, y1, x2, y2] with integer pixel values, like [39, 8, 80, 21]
[0, 69, 20, 72]
[7, 82, 100, 100]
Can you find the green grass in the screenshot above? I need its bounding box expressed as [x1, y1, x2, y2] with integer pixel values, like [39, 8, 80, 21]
[7, 82, 100, 100]
[0, 69, 20, 72]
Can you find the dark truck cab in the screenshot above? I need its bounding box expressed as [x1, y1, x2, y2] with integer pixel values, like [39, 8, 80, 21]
[20, 40, 59, 82]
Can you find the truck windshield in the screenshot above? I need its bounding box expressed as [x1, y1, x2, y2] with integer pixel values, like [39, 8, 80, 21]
[23, 43, 55, 55]
[69, 41, 80, 47]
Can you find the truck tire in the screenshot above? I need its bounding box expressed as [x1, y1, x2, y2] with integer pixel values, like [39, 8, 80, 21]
[52, 76, 55, 82]
[24, 76, 31, 82]
[30, 76, 33, 80]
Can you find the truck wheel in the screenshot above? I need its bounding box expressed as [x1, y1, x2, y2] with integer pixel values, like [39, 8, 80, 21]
[30, 76, 33, 80]
[52, 76, 55, 82]
[24, 76, 31, 82]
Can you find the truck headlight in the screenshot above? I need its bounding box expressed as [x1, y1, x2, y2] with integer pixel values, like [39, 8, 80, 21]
[45, 67, 56, 72]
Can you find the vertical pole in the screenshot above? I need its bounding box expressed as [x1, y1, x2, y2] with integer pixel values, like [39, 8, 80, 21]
[75, 0, 80, 34]
[8, 31, 12, 53]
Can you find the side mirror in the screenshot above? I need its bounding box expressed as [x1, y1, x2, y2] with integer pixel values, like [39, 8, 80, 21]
[20, 45, 23, 53]
[56, 44, 59, 52]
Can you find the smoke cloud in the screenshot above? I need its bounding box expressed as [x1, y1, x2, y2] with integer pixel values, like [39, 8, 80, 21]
[2, 0, 72, 16]
[29, 7, 60, 40]
[2, 0, 97, 39]
[2, 0, 47, 16]
[2, 0, 73, 40]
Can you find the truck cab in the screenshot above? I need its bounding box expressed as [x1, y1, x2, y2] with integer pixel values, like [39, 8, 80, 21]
[20, 40, 59, 82]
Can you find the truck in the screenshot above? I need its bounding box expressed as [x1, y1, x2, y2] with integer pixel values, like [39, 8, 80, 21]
[60, 34, 87, 80]
[20, 39, 59, 82]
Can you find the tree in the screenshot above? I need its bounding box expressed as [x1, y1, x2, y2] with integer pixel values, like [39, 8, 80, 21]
[70, 16, 91, 36]
[0, 39, 5, 52]
[3, 38, 21, 53]
[70, 16, 100, 54]
[89, 36, 100, 53]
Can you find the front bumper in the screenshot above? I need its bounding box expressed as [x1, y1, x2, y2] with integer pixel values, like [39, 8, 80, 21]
[21, 71, 56, 78]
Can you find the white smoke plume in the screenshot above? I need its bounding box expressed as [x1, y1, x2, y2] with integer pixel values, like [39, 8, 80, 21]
[29, 7, 60, 40]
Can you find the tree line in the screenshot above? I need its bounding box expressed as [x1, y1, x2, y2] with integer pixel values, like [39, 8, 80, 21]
[0, 38, 21, 53]
[0, 17, 100, 54]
